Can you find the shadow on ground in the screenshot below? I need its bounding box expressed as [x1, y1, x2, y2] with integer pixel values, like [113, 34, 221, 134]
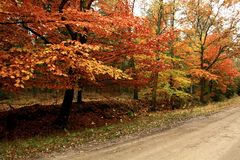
[0, 100, 148, 141]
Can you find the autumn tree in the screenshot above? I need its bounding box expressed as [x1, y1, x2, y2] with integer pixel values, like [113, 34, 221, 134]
[92, 0, 153, 100]
[146, 0, 189, 110]
[176, 0, 239, 103]
[0, 0, 144, 126]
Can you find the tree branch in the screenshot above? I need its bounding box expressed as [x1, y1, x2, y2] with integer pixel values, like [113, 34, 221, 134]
[0, 20, 55, 25]
[59, 0, 69, 13]
[86, 0, 94, 10]
[21, 22, 52, 44]
[65, 24, 77, 40]
[206, 45, 227, 70]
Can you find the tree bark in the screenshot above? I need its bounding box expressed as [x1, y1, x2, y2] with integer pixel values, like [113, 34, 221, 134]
[151, 72, 158, 111]
[131, 57, 139, 100]
[55, 89, 74, 127]
[130, 0, 138, 100]
[200, 77, 206, 104]
[77, 88, 83, 108]
[133, 87, 138, 100]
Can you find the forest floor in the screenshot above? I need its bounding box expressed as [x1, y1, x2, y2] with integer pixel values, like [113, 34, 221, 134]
[0, 94, 240, 159]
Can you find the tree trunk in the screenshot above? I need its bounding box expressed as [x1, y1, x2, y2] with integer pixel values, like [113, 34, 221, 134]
[131, 57, 139, 100]
[130, 0, 139, 100]
[55, 89, 74, 127]
[77, 88, 83, 108]
[77, 89, 82, 104]
[151, 72, 158, 111]
[55, 0, 93, 128]
[169, 75, 175, 110]
[200, 77, 206, 104]
[133, 87, 138, 100]
[150, 0, 163, 111]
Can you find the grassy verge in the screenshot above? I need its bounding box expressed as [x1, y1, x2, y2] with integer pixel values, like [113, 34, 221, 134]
[1, 97, 240, 160]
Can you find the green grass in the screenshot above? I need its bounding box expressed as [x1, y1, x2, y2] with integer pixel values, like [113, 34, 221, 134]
[1, 97, 240, 160]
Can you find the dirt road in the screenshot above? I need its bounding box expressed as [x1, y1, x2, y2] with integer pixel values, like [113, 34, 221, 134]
[48, 106, 240, 160]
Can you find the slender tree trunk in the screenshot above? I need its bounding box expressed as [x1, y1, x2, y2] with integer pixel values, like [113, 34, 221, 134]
[151, 0, 163, 111]
[190, 85, 194, 94]
[77, 87, 83, 108]
[200, 77, 206, 104]
[209, 80, 213, 93]
[169, 0, 176, 110]
[131, 57, 139, 100]
[151, 72, 158, 111]
[200, 41, 206, 104]
[169, 75, 175, 110]
[130, 0, 138, 100]
[77, 90, 82, 104]
[133, 87, 138, 100]
[55, 89, 74, 127]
